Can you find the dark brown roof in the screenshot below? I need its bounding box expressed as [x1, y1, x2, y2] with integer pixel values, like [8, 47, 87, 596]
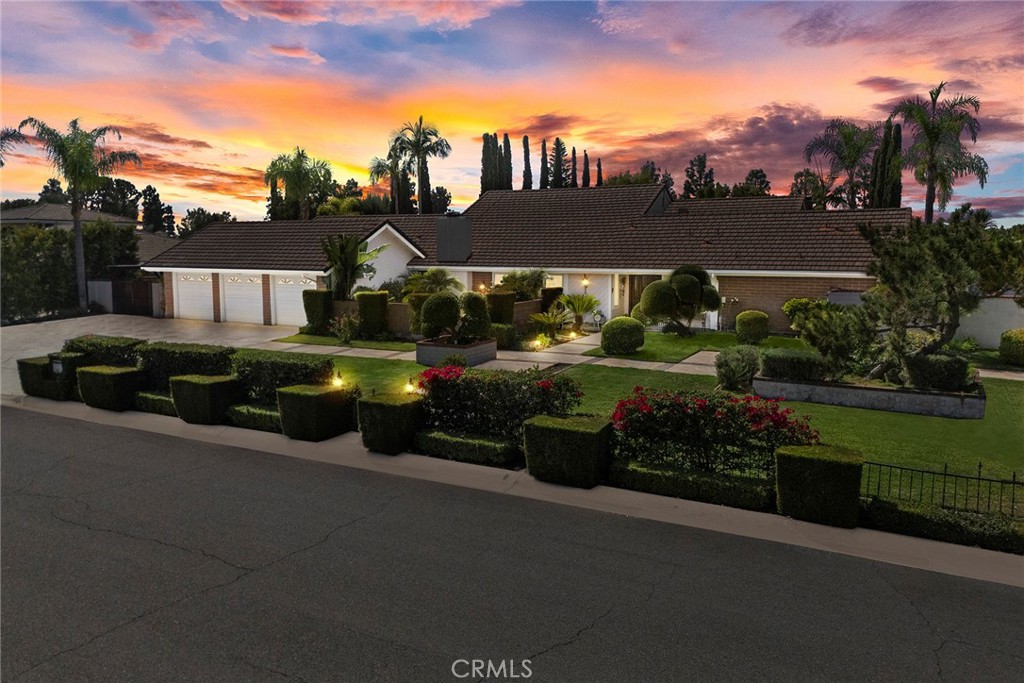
[1, 202, 138, 226]
[667, 195, 811, 215]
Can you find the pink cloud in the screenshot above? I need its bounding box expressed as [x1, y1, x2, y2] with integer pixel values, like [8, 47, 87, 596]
[336, 1, 520, 31]
[121, 1, 209, 52]
[268, 44, 326, 65]
[220, 1, 333, 24]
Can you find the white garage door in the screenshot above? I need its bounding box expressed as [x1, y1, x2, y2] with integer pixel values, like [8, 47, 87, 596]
[223, 274, 264, 324]
[175, 273, 214, 320]
[274, 275, 318, 327]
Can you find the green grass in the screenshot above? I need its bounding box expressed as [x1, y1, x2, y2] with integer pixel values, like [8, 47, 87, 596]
[562, 364, 1024, 479]
[583, 331, 808, 363]
[965, 349, 1024, 373]
[329, 356, 423, 395]
[274, 333, 415, 352]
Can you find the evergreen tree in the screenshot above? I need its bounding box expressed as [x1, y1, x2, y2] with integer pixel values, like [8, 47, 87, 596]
[398, 168, 415, 213]
[868, 118, 903, 209]
[596, 158, 603, 186]
[502, 133, 513, 190]
[141, 185, 164, 232]
[39, 178, 68, 204]
[431, 185, 452, 214]
[550, 137, 568, 188]
[570, 147, 578, 188]
[540, 138, 549, 189]
[489, 133, 501, 191]
[161, 203, 175, 235]
[582, 150, 590, 187]
[480, 133, 494, 194]
[682, 154, 715, 199]
[730, 168, 771, 197]
[522, 135, 532, 190]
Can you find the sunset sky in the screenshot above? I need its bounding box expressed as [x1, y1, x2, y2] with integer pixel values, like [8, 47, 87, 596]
[1, 1, 1021, 224]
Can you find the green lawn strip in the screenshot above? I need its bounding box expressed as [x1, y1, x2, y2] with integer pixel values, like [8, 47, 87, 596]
[562, 365, 1023, 479]
[329, 356, 423, 395]
[965, 349, 1024, 373]
[582, 331, 807, 363]
[273, 333, 415, 352]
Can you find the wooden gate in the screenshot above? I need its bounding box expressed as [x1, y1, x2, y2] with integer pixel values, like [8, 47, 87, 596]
[112, 280, 153, 316]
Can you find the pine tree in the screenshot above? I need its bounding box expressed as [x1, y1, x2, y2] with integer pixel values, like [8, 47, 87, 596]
[570, 147, 578, 188]
[540, 138, 549, 189]
[596, 158, 603, 186]
[522, 135, 532, 190]
[550, 138, 568, 188]
[141, 185, 164, 232]
[502, 133, 513, 190]
[582, 150, 590, 187]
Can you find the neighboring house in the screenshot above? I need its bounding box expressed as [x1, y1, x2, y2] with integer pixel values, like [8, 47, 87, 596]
[0, 202, 138, 229]
[142, 185, 912, 332]
[90, 231, 179, 317]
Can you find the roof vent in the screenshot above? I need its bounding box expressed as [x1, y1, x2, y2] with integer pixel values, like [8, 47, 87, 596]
[437, 215, 472, 262]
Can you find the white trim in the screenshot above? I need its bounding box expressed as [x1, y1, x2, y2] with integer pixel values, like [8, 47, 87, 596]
[368, 223, 426, 259]
[710, 270, 872, 279]
[442, 266, 870, 278]
[143, 267, 327, 275]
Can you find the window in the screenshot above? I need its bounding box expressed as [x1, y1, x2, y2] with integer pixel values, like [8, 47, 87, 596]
[545, 274, 563, 289]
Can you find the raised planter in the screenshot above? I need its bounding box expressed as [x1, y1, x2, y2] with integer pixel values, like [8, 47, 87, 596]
[752, 376, 985, 419]
[415, 338, 497, 367]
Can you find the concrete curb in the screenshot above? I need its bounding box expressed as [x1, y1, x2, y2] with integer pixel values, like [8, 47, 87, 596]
[3, 393, 1022, 588]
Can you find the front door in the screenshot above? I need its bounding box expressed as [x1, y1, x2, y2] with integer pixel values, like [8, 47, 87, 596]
[628, 275, 661, 314]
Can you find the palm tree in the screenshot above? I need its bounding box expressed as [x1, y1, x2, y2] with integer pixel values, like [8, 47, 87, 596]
[0, 126, 27, 167]
[804, 119, 879, 210]
[264, 147, 333, 220]
[18, 118, 139, 310]
[558, 293, 600, 333]
[891, 81, 989, 224]
[392, 115, 451, 215]
[369, 138, 411, 215]
[402, 268, 464, 297]
[321, 235, 388, 300]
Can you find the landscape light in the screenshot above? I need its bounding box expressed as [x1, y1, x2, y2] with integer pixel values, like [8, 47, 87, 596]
[332, 374, 344, 387]
[404, 377, 416, 393]
[569, 331, 577, 340]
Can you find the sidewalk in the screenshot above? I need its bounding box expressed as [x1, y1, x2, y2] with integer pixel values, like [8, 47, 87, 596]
[4, 393, 1022, 588]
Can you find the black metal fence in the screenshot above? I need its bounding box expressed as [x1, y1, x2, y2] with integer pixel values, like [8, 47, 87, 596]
[862, 461, 1022, 518]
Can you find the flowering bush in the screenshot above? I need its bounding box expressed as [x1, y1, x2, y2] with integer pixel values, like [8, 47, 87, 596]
[419, 366, 582, 440]
[611, 388, 818, 477]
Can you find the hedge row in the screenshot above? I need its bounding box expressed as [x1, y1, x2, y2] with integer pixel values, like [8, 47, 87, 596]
[524, 415, 611, 489]
[760, 348, 827, 382]
[233, 350, 333, 406]
[138, 342, 236, 393]
[278, 384, 360, 441]
[228, 404, 282, 433]
[17, 353, 87, 401]
[775, 444, 863, 528]
[356, 291, 389, 338]
[413, 429, 521, 469]
[859, 498, 1024, 555]
[171, 375, 239, 424]
[608, 462, 774, 512]
[135, 391, 177, 417]
[78, 366, 143, 412]
[357, 393, 423, 455]
[62, 335, 145, 367]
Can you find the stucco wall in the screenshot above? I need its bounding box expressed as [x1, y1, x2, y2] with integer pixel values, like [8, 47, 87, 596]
[955, 297, 1024, 349]
[358, 230, 416, 290]
[562, 273, 613, 326]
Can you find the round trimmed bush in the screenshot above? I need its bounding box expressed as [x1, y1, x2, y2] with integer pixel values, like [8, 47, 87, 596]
[601, 316, 645, 355]
[999, 328, 1024, 366]
[736, 309, 770, 345]
[638, 280, 676, 320]
[460, 291, 492, 340]
[669, 273, 701, 305]
[420, 292, 460, 339]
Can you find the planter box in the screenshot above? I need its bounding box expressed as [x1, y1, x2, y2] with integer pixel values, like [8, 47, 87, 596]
[752, 376, 985, 419]
[415, 338, 497, 367]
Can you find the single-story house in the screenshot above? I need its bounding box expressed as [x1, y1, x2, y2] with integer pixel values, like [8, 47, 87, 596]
[142, 185, 912, 332]
[0, 202, 139, 229]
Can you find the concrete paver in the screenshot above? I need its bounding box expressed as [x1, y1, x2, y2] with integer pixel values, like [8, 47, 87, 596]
[477, 359, 554, 371]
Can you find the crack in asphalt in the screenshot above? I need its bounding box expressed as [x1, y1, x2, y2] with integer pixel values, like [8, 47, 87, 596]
[871, 565, 946, 681]
[526, 604, 615, 662]
[238, 657, 313, 682]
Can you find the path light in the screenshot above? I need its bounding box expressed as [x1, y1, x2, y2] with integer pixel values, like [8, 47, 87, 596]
[331, 373, 344, 388]
[569, 331, 577, 340]
[404, 377, 416, 394]
[531, 339, 541, 349]
[479, 283, 487, 292]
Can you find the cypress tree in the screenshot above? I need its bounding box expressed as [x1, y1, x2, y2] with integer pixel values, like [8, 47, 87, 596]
[570, 147, 578, 188]
[502, 133, 513, 190]
[481, 133, 493, 194]
[867, 119, 903, 209]
[496, 138, 505, 190]
[596, 158, 603, 186]
[489, 133, 501, 192]
[522, 135, 532, 190]
[540, 138, 549, 189]
[420, 163, 434, 214]
[582, 150, 590, 187]
[398, 168, 414, 213]
[884, 123, 902, 208]
[550, 137, 568, 188]
[868, 120, 891, 208]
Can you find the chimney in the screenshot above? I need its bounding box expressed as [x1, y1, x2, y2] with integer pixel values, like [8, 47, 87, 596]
[437, 215, 472, 262]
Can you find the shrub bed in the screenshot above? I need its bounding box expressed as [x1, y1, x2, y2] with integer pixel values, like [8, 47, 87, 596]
[233, 351, 333, 406]
[600, 316, 645, 354]
[540, 287, 563, 313]
[903, 353, 969, 392]
[486, 292, 517, 324]
[607, 462, 774, 512]
[859, 498, 1024, 555]
[998, 328, 1024, 366]
[357, 394, 423, 455]
[524, 415, 612, 489]
[170, 375, 240, 425]
[356, 291, 389, 338]
[303, 289, 333, 335]
[490, 323, 518, 350]
[17, 352, 87, 401]
[138, 342, 235, 393]
[735, 310, 770, 345]
[227, 404, 282, 433]
[414, 430, 521, 469]
[760, 348, 827, 382]
[715, 345, 760, 391]
[135, 391, 178, 417]
[62, 335, 145, 367]
[277, 384, 360, 441]
[77, 366, 143, 412]
[775, 444, 863, 528]
[406, 293, 431, 335]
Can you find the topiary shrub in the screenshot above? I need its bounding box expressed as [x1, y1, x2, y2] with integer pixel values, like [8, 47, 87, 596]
[903, 353, 969, 392]
[357, 393, 423, 455]
[460, 291, 492, 341]
[524, 415, 612, 489]
[735, 310, 770, 345]
[62, 335, 145, 367]
[715, 345, 760, 391]
[302, 289, 333, 335]
[277, 384, 361, 441]
[760, 348, 827, 382]
[420, 291, 461, 339]
[227, 404, 281, 432]
[414, 430, 521, 468]
[77, 366, 144, 412]
[137, 342, 235, 393]
[486, 292, 517, 324]
[998, 328, 1024, 366]
[634, 266, 721, 334]
[170, 375, 240, 425]
[17, 353, 88, 401]
[233, 350, 333, 406]
[490, 323, 518, 350]
[356, 290, 389, 338]
[775, 444, 863, 528]
[135, 391, 177, 417]
[600, 316, 645, 354]
[608, 463, 774, 511]
[406, 292, 432, 335]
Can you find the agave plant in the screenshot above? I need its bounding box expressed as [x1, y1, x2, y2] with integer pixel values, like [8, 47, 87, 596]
[530, 305, 573, 338]
[558, 293, 600, 333]
[402, 267, 464, 298]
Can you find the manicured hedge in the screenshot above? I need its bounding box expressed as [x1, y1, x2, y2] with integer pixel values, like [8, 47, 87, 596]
[77, 366, 143, 412]
[760, 348, 827, 382]
[17, 352, 87, 401]
[460, 291, 492, 341]
[601, 316, 645, 354]
[227, 404, 282, 433]
[303, 289, 333, 335]
[859, 498, 1024, 555]
[138, 342, 235, 392]
[357, 393, 423, 455]
[735, 310, 770, 345]
[356, 291, 389, 338]
[62, 335, 145, 367]
[776, 444, 864, 528]
[608, 463, 774, 512]
[490, 323, 518, 350]
[406, 293, 432, 335]
[421, 291, 460, 339]
[903, 353, 969, 392]
[233, 351, 333, 406]
[170, 375, 240, 425]
[277, 384, 360, 441]
[486, 292, 517, 324]
[135, 391, 178, 417]
[524, 415, 612, 489]
[540, 287, 563, 313]
[414, 430, 522, 469]
[999, 328, 1024, 366]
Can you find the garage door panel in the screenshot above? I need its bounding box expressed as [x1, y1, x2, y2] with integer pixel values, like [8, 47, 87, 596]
[223, 274, 264, 324]
[176, 273, 214, 320]
[274, 275, 318, 327]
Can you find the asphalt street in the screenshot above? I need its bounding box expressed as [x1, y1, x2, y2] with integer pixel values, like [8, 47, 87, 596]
[2, 407, 1022, 682]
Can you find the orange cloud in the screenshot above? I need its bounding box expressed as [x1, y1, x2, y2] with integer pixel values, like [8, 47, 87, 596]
[267, 44, 326, 65]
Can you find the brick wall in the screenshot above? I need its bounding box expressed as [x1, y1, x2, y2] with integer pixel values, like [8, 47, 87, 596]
[162, 272, 174, 318]
[717, 275, 873, 333]
[262, 275, 272, 325]
[212, 273, 222, 322]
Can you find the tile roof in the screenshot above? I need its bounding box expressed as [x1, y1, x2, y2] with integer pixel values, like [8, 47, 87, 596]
[136, 232, 180, 263]
[1, 202, 138, 226]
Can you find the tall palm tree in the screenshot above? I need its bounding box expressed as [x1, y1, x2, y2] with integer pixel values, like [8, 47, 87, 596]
[0, 126, 27, 167]
[368, 137, 411, 215]
[891, 81, 988, 224]
[392, 115, 451, 215]
[264, 146, 333, 220]
[804, 119, 879, 210]
[18, 117, 139, 309]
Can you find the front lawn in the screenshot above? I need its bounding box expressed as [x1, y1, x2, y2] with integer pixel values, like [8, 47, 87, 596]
[274, 333, 415, 352]
[583, 331, 808, 363]
[234, 348, 421, 395]
[562, 364, 1023, 478]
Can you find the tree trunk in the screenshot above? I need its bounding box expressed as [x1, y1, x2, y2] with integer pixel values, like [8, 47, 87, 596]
[924, 164, 936, 224]
[72, 195, 88, 311]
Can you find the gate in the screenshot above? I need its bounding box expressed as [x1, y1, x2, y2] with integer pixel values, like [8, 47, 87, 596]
[113, 280, 153, 316]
